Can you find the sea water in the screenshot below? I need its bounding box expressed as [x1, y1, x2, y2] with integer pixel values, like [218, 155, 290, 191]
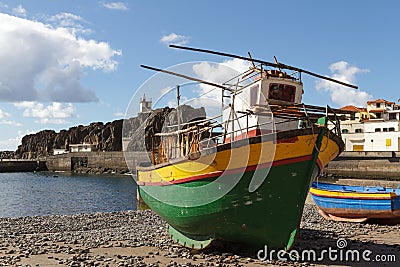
[0, 172, 137, 218]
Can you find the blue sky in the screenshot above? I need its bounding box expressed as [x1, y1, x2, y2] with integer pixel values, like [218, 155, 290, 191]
[0, 0, 400, 150]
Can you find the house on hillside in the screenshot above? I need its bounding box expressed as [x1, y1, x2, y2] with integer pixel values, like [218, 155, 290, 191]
[340, 99, 400, 152]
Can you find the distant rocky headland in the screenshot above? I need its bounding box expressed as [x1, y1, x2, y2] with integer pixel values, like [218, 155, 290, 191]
[2, 105, 206, 160]
[16, 120, 124, 159]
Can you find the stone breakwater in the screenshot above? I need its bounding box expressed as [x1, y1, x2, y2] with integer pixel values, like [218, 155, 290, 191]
[1, 204, 399, 266]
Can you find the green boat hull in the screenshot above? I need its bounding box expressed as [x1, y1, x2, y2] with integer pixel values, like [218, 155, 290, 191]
[139, 158, 318, 251]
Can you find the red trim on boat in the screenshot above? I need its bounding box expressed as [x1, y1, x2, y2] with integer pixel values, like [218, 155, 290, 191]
[138, 154, 313, 186]
[224, 129, 301, 144]
[224, 129, 273, 143]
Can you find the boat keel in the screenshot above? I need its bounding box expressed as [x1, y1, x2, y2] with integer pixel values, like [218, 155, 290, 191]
[168, 225, 214, 250]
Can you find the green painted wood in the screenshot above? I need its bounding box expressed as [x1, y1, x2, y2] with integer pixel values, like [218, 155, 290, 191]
[139, 159, 316, 251]
[168, 225, 214, 249]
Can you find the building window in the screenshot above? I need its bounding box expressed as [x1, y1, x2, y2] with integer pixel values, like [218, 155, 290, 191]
[383, 128, 388, 132]
[376, 103, 381, 108]
[389, 113, 397, 120]
[389, 127, 395, 132]
[350, 113, 356, 120]
[355, 128, 362, 133]
[342, 129, 349, 134]
[375, 128, 381, 132]
[376, 113, 382, 119]
[386, 139, 392, 147]
[353, 145, 364, 151]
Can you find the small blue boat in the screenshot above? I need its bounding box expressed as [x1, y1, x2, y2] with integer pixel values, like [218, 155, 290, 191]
[310, 182, 400, 223]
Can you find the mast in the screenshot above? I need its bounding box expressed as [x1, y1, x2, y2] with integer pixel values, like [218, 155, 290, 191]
[169, 45, 359, 89]
[176, 85, 181, 130]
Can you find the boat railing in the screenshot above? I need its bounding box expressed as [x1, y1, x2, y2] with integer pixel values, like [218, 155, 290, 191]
[325, 105, 342, 138]
[150, 103, 347, 165]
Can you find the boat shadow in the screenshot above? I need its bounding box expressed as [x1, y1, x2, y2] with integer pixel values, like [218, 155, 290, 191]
[199, 228, 399, 266]
[294, 228, 400, 266]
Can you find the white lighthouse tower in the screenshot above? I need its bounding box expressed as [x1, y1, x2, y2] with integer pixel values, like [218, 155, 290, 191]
[140, 94, 152, 113]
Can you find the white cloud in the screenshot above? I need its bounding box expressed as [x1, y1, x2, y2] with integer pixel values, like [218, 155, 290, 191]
[0, 119, 22, 126]
[12, 4, 26, 17]
[0, 2, 9, 9]
[160, 33, 190, 46]
[222, 58, 251, 74]
[0, 108, 21, 126]
[48, 12, 91, 35]
[192, 59, 250, 96]
[103, 2, 129, 11]
[0, 130, 35, 151]
[0, 108, 10, 118]
[315, 61, 371, 107]
[187, 60, 250, 116]
[14, 101, 76, 124]
[114, 111, 124, 117]
[193, 59, 251, 83]
[0, 13, 121, 102]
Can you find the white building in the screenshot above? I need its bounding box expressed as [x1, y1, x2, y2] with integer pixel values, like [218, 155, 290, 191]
[340, 99, 400, 152]
[69, 143, 94, 153]
[53, 149, 68, 155]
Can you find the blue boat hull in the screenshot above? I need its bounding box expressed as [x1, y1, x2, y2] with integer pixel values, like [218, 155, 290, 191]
[310, 182, 400, 223]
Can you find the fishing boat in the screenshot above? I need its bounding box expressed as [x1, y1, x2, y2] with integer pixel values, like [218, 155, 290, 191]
[310, 182, 400, 223]
[134, 45, 357, 251]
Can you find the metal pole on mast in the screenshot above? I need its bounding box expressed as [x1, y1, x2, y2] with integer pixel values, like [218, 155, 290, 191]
[176, 85, 181, 130]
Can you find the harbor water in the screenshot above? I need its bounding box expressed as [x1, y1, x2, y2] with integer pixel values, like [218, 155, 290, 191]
[0, 172, 137, 218]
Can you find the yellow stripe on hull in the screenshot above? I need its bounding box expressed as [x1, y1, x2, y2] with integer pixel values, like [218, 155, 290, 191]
[309, 187, 396, 199]
[138, 130, 341, 184]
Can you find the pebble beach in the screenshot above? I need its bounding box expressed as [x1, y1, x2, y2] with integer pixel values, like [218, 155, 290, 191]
[1, 201, 399, 267]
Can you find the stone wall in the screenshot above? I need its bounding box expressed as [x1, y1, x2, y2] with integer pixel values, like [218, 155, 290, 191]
[0, 160, 47, 172]
[324, 151, 400, 179]
[46, 151, 150, 173]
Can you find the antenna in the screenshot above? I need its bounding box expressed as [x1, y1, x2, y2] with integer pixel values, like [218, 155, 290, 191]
[169, 45, 359, 89]
[273, 56, 281, 72]
[248, 52, 256, 69]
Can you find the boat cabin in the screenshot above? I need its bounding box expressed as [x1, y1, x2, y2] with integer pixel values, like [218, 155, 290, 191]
[150, 70, 305, 164]
[223, 70, 304, 141]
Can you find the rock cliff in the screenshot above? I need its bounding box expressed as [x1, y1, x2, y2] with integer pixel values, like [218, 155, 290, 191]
[14, 105, 206, 159]
[15, 120, 123, 159]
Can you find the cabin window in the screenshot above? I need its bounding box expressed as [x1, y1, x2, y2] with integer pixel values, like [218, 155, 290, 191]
[250, 84, 259, 107]
[341, 129, 349, 134]
[389, 127, 395, 132]
[389, 113, 397, 120]
[375, 128, 381, 132]
[268, 83, 296, 102]
[355, 128, 362, 133]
